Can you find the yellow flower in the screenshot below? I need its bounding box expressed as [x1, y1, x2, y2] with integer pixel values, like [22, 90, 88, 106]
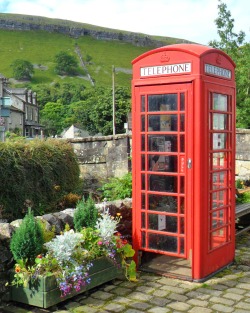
[15, 265, 21, 273]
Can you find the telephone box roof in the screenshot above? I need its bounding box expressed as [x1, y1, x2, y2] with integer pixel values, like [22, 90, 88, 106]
[132, 43, 235, 67]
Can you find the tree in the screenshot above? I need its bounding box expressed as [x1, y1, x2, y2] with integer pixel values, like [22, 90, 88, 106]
[10, 59, 34, 80]
[209, 0, 250, 128]
[69, 86, 131, 135]
[54, 51, 78, 75]
[40, 101, 68, 136]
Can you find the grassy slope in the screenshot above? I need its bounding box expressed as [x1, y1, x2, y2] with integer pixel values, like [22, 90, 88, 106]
[0, 14, 186, 89]
[0, 29, 151, 88]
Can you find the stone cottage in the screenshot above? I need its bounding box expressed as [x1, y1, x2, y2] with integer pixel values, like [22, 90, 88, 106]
[0, 75, 43, 140]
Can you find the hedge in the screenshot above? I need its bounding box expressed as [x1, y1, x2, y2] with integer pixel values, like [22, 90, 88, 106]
[0, 139, 80, 220]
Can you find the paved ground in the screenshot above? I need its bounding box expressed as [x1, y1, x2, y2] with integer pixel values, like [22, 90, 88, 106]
[2, 232, 250, 313]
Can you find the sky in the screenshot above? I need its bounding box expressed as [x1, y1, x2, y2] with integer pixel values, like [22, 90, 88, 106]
[0, 0, 249, 45]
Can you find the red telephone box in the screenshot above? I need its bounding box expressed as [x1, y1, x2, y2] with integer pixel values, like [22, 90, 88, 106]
[131, 44, 236, 281]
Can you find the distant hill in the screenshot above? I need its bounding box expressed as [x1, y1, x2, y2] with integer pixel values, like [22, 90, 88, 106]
[0, 13, 192, 89]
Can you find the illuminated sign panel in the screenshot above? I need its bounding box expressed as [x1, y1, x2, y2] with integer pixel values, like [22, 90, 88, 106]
[140, 63, 191, 77]
[205, 64, 231, 79]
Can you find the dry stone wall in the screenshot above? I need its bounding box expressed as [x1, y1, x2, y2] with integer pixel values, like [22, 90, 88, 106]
[69, 134, 131, 192]
[236, 129, 250, 180]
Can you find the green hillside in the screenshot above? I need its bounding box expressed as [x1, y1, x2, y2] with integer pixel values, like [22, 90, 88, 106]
[0, 14, 188, 89]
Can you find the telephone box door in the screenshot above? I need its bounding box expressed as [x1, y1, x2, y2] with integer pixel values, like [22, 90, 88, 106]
[133, 83, 193, 266]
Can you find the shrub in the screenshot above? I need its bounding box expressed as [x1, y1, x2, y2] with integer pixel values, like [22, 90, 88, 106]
[100, 172, 132, 200]
[10, 208, 44, 266]
[73, 196, 98, 231]
[236, 191, 250, 204]
[0, 138, 80, 220]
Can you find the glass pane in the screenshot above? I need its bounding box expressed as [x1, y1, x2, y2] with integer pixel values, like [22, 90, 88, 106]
[180, 176, 185, 193]
[141, 154, 145, 170]
[180, 237, 185, 254]
[180, 197, 185, 214]
[212, 152, 225, 169]
[212, 171, 226, 189]
[213, 133, 227, 150]
[141, 174, 145, 190]
[211, 209, 225, 229]
[148, 233, 177, 252]
[213, 94, 227, 111]
[148, 94, 177, 111]
[149, 195, 177, 212]
[180, 135, 185, 152]
[149, 175, 177, 192]
[212, 190, 227, 209]
[148, 135, 177, 152]
[213, 113, 227, 130]
[142, 194, 145, 210]
[211, 227, 227, 249]
[141, 231, 146, 248]
[141, 115, 145, 131]
[148, 115, 177, 131]
[180, 217, 185, 234]
[141, 212, 145, 228]
[141, 95, 145, 112]
[180, 114, 185, 131]
[141, 135, 145, 151]
[180, 93, 185, 111]
[148, 155, 177, 172]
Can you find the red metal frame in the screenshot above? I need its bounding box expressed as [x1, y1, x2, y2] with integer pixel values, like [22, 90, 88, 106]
[132, 44, 236, 281]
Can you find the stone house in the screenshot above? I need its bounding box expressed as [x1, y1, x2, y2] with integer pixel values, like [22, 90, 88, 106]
[0, 75, 43, 140]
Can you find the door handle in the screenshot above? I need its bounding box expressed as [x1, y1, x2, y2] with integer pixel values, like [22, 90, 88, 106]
[187, 158, 192, 169]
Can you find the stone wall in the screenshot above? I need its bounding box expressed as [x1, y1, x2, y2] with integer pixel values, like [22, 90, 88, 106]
[236, 129, 250, 180]
[69, 134, 132, 192]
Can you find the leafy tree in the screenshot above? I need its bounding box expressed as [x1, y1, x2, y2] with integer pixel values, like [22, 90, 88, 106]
[10, 59, 34, 80]
[69, 86, 131, 135]
[209, 0, 250, 128]
[40, 101, 68, 136]
[54, 51, 78, 75]
[34, 82, 85, 109]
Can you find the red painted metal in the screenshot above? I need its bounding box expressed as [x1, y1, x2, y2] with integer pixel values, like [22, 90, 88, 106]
[131, 44, 236, 281]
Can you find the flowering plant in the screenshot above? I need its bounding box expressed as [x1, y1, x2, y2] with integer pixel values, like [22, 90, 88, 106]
[11, 211, 136, 297]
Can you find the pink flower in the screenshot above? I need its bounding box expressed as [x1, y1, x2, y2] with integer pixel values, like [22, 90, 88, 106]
[98, 241, 103, 245]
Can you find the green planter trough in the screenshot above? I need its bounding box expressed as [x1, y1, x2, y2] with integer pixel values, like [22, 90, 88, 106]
[10, 257, 121, 308]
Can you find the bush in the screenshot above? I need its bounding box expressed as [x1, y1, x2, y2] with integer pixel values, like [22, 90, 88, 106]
[0, 139, 80, 220]
[10, 208, 44, 266]
[73, 196, 98, 231]
[100, 172, 132, 201]
[236, 191, 250, 204]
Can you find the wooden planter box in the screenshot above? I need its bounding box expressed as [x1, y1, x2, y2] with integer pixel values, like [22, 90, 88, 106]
[10, 257, 121, 308]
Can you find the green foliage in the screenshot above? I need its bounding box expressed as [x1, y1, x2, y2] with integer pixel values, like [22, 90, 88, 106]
[54, 51, 78, 75]
[38, 220, 56, 243]
[10, 59, 34, 80]
[73, 197, 98, 231]
[209, 0, 245, 55]
[236, 192, 250, 204]
[209, 1, 250, 128]
[68, 86, 131, 136]
[0, 139, 80, 220]
[10, 208, 44, 266]
[100, 172, 132, 201]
